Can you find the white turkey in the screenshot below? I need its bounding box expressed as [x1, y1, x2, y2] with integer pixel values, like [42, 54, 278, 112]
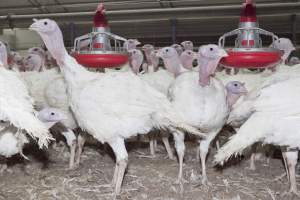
[141, 44, 159, 72]
[179, 50, 197, 70]
[20, 68, 78, 169]
[0, 107, 65, 172]
[181, 40, 194, 51]
[30, 18, 205, 195]
[223, 38, 299, 170]
[288, 56, 300, 66]
[8, 51, 24, 71]
[128, 49, 143, 75]
[271, 38, 296, 65]
[0, 41, 51, 148]
[1, 46, 77, 169]
[123, 39, 140, 51]
[171, 44, 183, 56]
[225, 63, 300, 170]
[215, 76, 300, 195]
[229, 64, 300, 148]
[23, 54, 43, 71]
[156, 47, 189, 77]
[27, 47, 47, 71]
[158, 44, 246, 184]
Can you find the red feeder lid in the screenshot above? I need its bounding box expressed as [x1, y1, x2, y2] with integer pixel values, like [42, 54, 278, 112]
[93, 3, 109, 28]
[240, 0, 257, 22]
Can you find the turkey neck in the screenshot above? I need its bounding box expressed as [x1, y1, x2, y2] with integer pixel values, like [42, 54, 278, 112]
[282, 50, 293, 64]
[226, 93, 243, 110]
[145, 51, 152, 65]
[164, 57, 187, 77]
[37, 117, 58, 129]
[44, 26, 95, 86]
[43, 121, 57, 129]
[198, 58, 220, 87]
[180, 54, 194, 70]
[39, 53, 46, 72]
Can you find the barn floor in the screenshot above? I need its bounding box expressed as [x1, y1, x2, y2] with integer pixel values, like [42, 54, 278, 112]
[0, 138, 299, 200]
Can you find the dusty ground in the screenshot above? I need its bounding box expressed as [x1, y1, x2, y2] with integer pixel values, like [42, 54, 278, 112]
[0, 137, 299, 200]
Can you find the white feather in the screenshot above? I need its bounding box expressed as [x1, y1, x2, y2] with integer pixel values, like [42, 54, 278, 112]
[168, 72, 229, 133]
[140, 69, 174, 95]
[0, 129, 29, 158]
[21, 68, 77, 129]
[61, 55, 205, 144]
[215, 77, 300, 163]
[0, 68, 51, 147]
[227, 64, 300, 126]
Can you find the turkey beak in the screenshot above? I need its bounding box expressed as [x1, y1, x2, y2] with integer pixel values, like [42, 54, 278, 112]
[291, 46, 296, 51]
[135, 40, 141, 46]
[29, 22, 39, 31]
[240, 85, 248, 94]
[219, 49, 228, 58]
[241, 88, 248, 94]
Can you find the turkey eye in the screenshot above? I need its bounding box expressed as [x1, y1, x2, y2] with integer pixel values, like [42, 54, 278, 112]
[278, 40, 280, 43]
[51, 112, 55, 115]
[188, 52, 191, 55]
[0, 120, 5, 123]
[44, 21, 48, 25]
[234, 83, 238, 87]
[166, 49, 169, 52]
[34, 48, 38, 51]
[210, 48, 213, 51]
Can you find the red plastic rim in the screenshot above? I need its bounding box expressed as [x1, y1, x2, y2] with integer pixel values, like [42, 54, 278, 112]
[220, 49, 282, 69]
[72, 53, 129, 68]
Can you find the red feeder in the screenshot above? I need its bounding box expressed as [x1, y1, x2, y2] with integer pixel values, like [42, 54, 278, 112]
[218, 0, 282, 69]
[71, 3, 128, 68]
